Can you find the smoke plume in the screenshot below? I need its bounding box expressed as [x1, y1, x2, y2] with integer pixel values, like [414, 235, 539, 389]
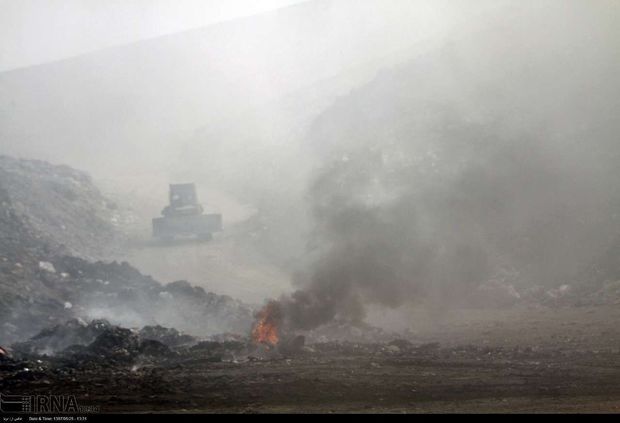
[263, 0, 620, 332]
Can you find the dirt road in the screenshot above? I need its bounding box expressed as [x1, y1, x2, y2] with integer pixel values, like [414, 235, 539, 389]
[123, 236, 291, 304]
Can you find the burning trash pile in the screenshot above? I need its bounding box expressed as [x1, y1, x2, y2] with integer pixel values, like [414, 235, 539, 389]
[251, 301, 281, 347]
[0, 315, 430, 390]
[0, 253, 255, 345]
[1, 319, 207, 385]
[249, 300, 396, 353]
[0, 315, 325, 392]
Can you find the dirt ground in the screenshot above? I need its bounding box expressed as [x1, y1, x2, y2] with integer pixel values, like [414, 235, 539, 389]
[5, 304, 620, 413]
[117, 203, 301, 306]
[122, 236, 291, 305]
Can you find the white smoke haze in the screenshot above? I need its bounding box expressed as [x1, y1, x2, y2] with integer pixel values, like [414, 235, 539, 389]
[261, 0, 620, 330]
[2, 0, 620, 333]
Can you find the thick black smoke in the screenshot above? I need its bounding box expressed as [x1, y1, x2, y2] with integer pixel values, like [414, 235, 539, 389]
[276, 118, 539, 329]
[275, 114, 620, 331]
[265, 1, 620, 332]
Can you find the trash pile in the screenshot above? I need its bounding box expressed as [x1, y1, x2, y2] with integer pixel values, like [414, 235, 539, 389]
[0, 320, 177, 389]
[2, 317, 408, 371]
[0, 318, 314, 390]
[11, 319, 114, 356]
[0, 155, 128, 260]
[0, 156, 254, 345]
[0, 253, 254, 345]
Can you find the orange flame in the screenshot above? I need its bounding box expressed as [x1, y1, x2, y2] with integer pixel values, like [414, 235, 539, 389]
[251, 302, 281, 346]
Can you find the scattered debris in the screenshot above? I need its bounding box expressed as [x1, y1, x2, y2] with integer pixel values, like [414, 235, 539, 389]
[546, 284, 571, 300]
[0, 251, 254, 344]
[138, 339, 173, 358]
[12, 319, 113, 356]
[139, 325, 196, 348]
[0, 155, 127, 260]
[304, 319, 398, 344]
[38, 261, 56, 273]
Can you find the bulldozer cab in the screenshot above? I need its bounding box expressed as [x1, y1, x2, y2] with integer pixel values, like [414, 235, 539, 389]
[153, 182, 222, 241]
[169, 183, 198, 208]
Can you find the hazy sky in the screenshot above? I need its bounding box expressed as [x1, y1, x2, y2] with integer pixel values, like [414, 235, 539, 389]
[0, 0, 306, 72]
